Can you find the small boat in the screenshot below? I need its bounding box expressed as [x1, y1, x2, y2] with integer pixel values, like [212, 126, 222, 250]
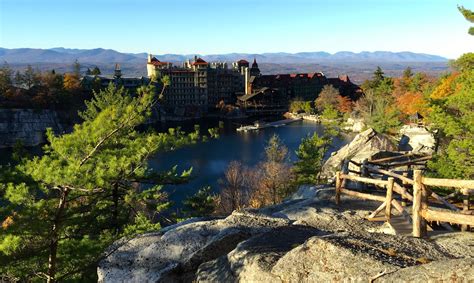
[236, 117, 302, 132]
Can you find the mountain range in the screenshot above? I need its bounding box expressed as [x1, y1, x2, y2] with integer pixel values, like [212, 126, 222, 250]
[0, 47, 448, 65]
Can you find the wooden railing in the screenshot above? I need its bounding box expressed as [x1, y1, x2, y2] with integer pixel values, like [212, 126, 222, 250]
[412, 170, 474, 237]
[335, 158, 473, 237]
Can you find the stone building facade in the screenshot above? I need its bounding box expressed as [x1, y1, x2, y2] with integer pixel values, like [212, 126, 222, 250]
[147, 55, 245, 116]
[237, 59, 362, 115]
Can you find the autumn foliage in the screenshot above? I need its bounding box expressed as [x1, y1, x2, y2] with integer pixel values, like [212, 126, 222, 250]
[0, 63, 88, 109]
[337, 95, 353, 113]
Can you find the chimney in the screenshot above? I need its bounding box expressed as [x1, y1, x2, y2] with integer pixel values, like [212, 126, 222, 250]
[244, 67, 249, 95]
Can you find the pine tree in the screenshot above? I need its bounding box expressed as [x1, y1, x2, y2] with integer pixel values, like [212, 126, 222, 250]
[91, 66, 101, 75]
[0, 81, 202, 282]
[294, 132, 330, 185]
[403, 67, 413, 80]
[73, 59, 81, 77]
[0, 63, 13, 94]
[182, 186, 217, 217]
[458, 5, 474, 35]
[373, 66, 385, 83]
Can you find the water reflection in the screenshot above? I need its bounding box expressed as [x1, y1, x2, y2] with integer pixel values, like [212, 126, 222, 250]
[149, 120, 352, 206]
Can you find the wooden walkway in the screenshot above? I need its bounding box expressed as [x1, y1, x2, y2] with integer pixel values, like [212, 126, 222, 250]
[335, 152, 473, 238]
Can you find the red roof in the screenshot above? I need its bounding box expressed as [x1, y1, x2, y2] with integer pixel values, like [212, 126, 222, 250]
[149, 57, 170, 66]
[192, 58, 208, 65]
[238, 59, 249, 64]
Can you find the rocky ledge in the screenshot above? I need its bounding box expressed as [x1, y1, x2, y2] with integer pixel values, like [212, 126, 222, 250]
[0, 109, 66, 148]
[97, 187, 473, 282]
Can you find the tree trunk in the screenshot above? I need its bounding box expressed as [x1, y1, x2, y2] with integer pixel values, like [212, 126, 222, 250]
[47, 188, 69, 283]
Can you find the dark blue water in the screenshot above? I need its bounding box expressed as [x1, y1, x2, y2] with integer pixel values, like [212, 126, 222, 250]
[0, 120, 352, 208]
[149, 120, 352, 206]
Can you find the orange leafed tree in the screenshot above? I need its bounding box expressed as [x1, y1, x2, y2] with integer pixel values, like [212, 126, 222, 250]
[337, 95, 353, 113]
[63, 73, 80, 91]
[396, 91, 425, 116]
[430, 73, 459, 99]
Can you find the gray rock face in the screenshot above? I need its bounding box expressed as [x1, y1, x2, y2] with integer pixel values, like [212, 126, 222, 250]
[344, 117, 366, 133]
[376, 258, 473, 282]
[271, 233, 453, 283]
[98, 187, 473, 283]
[97, 212, 291, 282]
[320, 128, 397, 180]
[0, 109, 64, 148]
[398, 125, 436, 154]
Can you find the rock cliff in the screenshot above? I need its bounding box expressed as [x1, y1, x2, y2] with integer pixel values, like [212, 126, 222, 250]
[320, 128, 397, 180]
[0, 109, 66, 148]
[97, 186, 473, 282]
[398, 125, 436, 154]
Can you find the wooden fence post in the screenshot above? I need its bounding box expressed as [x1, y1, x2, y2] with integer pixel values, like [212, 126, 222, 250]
[361, 159, 369, 191]
[385, 177, 394, 221]
[421, 184, 428, 237]
[461, 189, 470, 231]
[412, 170, 423, 237]
[401, 172, 409, 207]
[335, 171, 341, 205]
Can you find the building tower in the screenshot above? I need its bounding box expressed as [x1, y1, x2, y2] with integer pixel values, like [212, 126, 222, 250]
[249, 57, 261, 77]
[114, 63, 122, 79]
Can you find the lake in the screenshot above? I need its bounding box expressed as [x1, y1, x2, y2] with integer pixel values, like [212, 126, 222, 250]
[0, 119, 352, 209]
[149, 119, 352, 207]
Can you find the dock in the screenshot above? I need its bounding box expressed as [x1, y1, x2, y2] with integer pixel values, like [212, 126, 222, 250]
[237, 118, 302, 132]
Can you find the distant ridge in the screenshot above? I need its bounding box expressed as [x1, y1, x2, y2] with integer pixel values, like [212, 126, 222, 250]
[0, 47, 448, 65]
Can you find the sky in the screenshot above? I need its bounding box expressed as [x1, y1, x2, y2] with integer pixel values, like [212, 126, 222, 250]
[0, 0, 473, 59]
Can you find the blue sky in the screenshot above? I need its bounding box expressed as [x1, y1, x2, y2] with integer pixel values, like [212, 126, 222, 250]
[1, 0, 473, 58]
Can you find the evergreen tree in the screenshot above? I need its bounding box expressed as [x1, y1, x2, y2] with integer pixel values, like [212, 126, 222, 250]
[373, 66, 385, 83]
[91, 66, 101, 75]
[182, 186, 217, 217]
[0, 81, 202, 282]
[294, 132, 331, 185]
[458, 5, 474, 35]
[0, 62, 13, 93]
[403, 67, 413, 79]
[73, 59, 81, 77]
[450, 52, 474, 71]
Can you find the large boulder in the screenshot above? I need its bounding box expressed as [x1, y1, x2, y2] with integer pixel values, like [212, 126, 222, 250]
[375, 258, 473, 282]
[398, 125, 436, 154]
[320, 128, 396, 180]
[271, 233, 454, 282]
[98, 187, 473, 283]
[197, 226, 326, 282]
[196, 231, 456, 283]
[344, 117, 366, 133]
[97, 212, 291, 282]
